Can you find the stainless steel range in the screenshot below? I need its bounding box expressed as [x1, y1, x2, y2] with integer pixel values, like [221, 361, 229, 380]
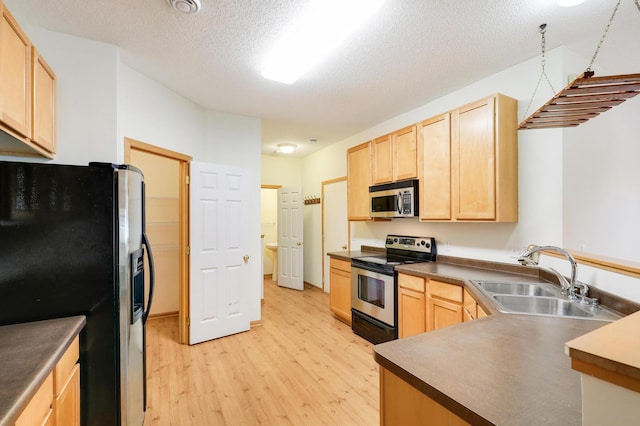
[351, 235, 437, 344]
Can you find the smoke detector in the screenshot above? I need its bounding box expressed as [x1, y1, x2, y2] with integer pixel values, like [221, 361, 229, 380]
[167, 0, 201, 14]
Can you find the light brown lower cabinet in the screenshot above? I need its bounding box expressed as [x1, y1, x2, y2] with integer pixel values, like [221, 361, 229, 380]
[399, 275, 487, 338]
[15, 336, 80, 426]
[463, 288, 487, 322]
[398, 274, 426, 338]
[329, 257, 352, 325]
[427, 280, 463, 332]
[380, 366, 470, 426]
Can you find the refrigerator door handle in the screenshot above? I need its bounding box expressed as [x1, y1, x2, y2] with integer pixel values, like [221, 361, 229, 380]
[142, 232, 155, 324]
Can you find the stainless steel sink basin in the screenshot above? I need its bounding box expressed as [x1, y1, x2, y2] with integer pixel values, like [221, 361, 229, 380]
[475, 281, 559, 297]
[469, 280, 621, 321]
[493, 295, 594, 318]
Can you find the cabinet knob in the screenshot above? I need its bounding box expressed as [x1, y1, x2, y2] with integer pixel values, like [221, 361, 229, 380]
[243, 254, 250, 262]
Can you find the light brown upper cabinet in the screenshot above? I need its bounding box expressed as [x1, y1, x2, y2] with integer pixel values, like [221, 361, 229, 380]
[347, 141, 372, 221]
[0, 2, 56, 158]
[0, 2, 32, 140]
[372, 125, 417, 185]
[418, 114, 452, 220]
[32, 47, 56, 154]
[392, 125, 417, 181]
[372, 133, 392, 184]
[418, 94, 518, 222]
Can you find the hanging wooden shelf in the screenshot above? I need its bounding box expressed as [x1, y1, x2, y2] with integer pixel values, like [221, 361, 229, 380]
[518, 72, 640, 130]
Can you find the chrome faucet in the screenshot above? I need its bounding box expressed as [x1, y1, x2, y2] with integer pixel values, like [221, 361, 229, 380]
[518, 245, 578, 299]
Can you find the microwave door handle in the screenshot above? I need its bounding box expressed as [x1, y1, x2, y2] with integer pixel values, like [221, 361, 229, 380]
[397, 191, 402, 214]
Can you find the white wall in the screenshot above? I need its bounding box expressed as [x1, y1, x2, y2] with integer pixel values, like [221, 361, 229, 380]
[118, 65, 205, 161]
[261, 155, 303, 186]
[302, 46, 640, 302]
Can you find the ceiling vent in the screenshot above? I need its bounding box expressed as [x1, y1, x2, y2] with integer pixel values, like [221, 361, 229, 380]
[167, 0, 201, 14]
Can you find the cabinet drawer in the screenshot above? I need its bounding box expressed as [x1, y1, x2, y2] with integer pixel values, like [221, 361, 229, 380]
[398, 273, 425, 293]
[54, 336, 79, 395]
[15, 372, 53, 426]
[429, 280, 463, 303]
[330, 257, 351, 273]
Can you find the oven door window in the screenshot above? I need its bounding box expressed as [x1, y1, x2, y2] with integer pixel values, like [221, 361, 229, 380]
[358, 275, 385, 308]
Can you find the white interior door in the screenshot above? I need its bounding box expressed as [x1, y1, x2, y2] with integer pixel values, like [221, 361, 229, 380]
[323, 179, 348, 293]
[278, 187, 304, 290]
[189, 161, 251, 344]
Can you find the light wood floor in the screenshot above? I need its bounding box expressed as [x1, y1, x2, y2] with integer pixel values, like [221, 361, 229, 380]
[144, 278, 379, 425]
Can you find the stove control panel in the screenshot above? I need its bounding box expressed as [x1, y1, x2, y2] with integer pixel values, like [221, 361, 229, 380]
[385, 235, 436, 253]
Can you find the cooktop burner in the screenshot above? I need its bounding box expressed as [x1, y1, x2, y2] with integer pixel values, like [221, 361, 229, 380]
[351, 235, 437, 273]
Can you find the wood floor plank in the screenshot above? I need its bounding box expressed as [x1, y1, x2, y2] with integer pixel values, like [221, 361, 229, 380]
[144, 279, 379, 425]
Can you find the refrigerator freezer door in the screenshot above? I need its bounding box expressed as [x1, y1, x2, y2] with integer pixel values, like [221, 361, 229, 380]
[117, 167, 145, 426]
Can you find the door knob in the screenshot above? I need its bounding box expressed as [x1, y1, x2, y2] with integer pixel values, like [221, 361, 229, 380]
[243, 254, 250, 262]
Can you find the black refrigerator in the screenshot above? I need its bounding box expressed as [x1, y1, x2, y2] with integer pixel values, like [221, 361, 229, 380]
[0, 160, 155, 426]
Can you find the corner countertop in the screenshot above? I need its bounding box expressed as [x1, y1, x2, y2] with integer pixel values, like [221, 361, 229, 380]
[375, 314, 606, 425]
[382, 262, 619, 424]
[0, 316, 86, 426]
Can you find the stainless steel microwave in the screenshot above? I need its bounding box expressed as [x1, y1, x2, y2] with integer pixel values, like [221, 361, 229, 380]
[369, 179, 419, 218]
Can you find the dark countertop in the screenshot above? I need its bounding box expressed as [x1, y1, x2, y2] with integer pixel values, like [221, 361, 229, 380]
[0, 316, 86, 426]
[326, 248, 385, 262]
[374, 315, 606, 425]
[325, 252, 618, 425]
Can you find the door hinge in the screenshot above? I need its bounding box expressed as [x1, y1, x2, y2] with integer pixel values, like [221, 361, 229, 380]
[185, 175, 190, 185]
[186, 246, 191, 255]
[187, 317, 190, 326]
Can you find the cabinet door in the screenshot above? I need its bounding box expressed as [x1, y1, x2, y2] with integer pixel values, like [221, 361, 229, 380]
[32, 47, 56, 153]
[372, 134, 393, 184]
[347, 142, 372, 221]
[380, 367, 471, 426]
[0, 4, 32, 139]
[398, 286, 426, 338]
[477, 305, 488, 318]
[329, 267, 352, 325]
[428, 297, 463, 331]
[463, 289, 477, 322]
[452, 97, 496, 220]
[418, 114, 451, 220]
[55, 364, 80, 426]
[392, 125, 417, 181]
[15, 373, 53, 426]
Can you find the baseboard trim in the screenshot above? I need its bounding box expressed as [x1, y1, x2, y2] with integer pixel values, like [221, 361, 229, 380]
[147, 311, 179, 320]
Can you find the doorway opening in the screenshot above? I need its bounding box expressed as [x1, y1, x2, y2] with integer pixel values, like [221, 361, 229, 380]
[125, 138, 191, 344]
[261, 185, 281, 290]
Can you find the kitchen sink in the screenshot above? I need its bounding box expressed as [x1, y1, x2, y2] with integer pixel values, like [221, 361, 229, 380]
[469, 280, 621, 321]
[474, 281, 560, 297]
[493, 295, 593, 317]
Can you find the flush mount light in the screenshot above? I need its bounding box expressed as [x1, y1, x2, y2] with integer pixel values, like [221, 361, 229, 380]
[556, 0, 587, 6]
[261, 0, 386, 84]
[167, 0, 201, 14]
[276, 143, 297, 154]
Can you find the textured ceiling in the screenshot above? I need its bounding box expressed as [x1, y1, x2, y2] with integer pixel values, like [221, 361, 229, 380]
[5, 0, 640, 157]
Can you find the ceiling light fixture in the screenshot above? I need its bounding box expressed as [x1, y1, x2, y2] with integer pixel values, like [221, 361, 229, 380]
[556, 0, 587, 7]
[167, 0, 201, 14]
[276, 143, 297, 154]
[261, 0, 386, 84]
